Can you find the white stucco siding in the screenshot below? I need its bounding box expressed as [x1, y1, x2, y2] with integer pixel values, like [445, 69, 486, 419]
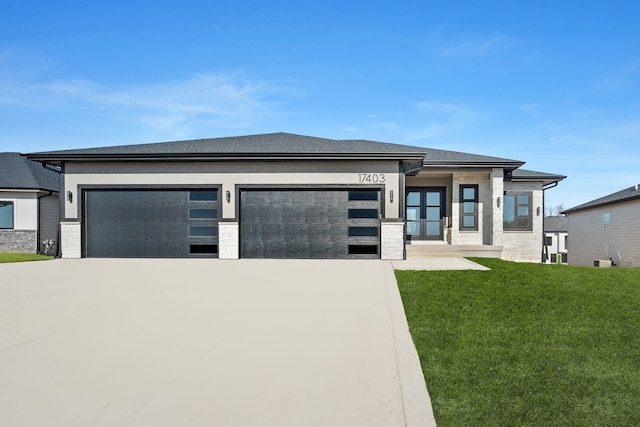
[567, 199, 640, 267]
[0, 191, 38, 230]
[64, 161, 402, 220]
[501, 182, 544, 262]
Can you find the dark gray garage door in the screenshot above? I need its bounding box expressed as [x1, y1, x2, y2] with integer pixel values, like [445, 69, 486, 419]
[240, 189, 380, 259]
[85, 189, 219, 258]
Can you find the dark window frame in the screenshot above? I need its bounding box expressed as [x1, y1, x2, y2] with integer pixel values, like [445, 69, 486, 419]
[459, 184, 478, 231]
[545, 236, 553, 246]
[503, 192, 533, 231]
[0, 201, 14, 229]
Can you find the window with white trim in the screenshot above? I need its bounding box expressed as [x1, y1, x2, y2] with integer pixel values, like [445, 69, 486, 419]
[0, 201, 14, 229]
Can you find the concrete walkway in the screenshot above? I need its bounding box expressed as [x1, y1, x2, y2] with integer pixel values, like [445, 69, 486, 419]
[392, 256, 490, 271]
[0, 259, 436, 427]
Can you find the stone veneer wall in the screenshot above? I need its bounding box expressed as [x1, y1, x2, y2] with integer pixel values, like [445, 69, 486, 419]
[218, 221, 239, 259]
[60, 222, 82, 259]
[0, 230, 37, 253]
[501, 182, 544, 262]
[381, 221, 405, 260]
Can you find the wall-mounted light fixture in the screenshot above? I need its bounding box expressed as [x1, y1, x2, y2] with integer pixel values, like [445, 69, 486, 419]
[536, 207, 541, 216]
[226, 190, 231, 203]
[390, 190, 394, 203]
[66, 191, 73, 203]
[496, 196, 501, 208]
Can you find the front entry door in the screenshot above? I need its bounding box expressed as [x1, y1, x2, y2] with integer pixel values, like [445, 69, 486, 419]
[406, 188, 445, 241]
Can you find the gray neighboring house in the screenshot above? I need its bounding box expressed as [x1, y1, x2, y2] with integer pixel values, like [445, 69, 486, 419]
[543, 215, 568, 264]
[0, 152, 60, 254]
[563, 184, 640, 267]
[25, 132, 565, 261]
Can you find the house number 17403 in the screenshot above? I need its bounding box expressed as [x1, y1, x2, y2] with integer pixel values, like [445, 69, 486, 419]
[358, 173, 385, 183]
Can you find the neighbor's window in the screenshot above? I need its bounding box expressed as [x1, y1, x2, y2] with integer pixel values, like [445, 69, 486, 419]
[564, 235, 568, 249]
[0, 201, 14, 229]
[460, 185, 478, 231]
[603, 212, 611, 226]
[545, 236, 553, 246]
[503, 193, 532, 231]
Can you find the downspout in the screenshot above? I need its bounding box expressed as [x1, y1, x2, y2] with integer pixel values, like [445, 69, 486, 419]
[542, 181, 559, 262]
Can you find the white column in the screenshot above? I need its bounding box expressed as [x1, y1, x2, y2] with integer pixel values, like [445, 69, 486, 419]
[60, 222, 82, 259]
[491, 168, 504, 247]
[218, 221, 239, 259]
[381, 221, 405, 260]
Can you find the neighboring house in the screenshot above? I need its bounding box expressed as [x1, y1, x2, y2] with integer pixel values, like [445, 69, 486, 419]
[543, 215, 568, 264]
[25, 132, 565, 261]
[562, 184, 640, 267]
[0, 152, 60, 254]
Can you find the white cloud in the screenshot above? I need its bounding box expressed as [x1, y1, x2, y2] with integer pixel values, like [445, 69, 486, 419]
[404, 100, 485, 140]
[518, 102, 541, 117]
[438, 34, 507, 57]
[1, 72, 299, 138]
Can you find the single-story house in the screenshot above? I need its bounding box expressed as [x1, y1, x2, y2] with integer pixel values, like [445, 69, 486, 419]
[0, 152, 60, 254]
[25, 132, 565, 261]
[562, 184, 640, 267]
[543, 215, 568, 264]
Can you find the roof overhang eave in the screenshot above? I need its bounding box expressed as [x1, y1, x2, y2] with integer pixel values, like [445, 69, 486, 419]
[26, 152, 427, 165]
[422, 161, 525, 172]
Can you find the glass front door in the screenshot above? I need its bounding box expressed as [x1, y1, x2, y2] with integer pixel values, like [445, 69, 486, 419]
[406, 188, 445, 241]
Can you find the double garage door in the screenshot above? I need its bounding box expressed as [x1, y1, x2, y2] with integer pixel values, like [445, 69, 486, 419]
[84, 188, 380, 259]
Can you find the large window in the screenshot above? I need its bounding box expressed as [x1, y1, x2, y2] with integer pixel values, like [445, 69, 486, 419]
[460, 185, 478, 231]
[503, 193, 532, 231]
[0, 201, 14, 229]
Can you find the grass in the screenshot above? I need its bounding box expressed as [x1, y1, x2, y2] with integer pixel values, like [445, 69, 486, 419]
[0, 253, 54, 263]
[396, 258, 640, 426]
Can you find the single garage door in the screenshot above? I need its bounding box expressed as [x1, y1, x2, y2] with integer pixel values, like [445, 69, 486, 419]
[240, 189, 381, 259]
[84, 189, 219, 258]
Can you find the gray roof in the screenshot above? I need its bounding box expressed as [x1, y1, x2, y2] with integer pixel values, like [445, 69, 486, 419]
[0, 152, 60, 192]
[25, 132, 524, 170]
[509, 169, 566, 184]
[421, 148, 523, 169]
[544, 215, 568, 232]
[563, 184, 640, 214]
[27, 132, 426, 158]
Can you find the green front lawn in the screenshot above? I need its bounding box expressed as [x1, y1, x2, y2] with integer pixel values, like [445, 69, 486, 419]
[396, 259, 640, 426]
[0, 253, 54, 263]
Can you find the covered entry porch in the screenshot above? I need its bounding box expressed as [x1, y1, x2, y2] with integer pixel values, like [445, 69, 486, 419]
[403, 169, 505, 258]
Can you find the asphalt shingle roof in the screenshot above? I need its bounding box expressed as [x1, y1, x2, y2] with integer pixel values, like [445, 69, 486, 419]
[0, 152, 60, 192]
[25, 132, 524, 168]
[544, 215, 568, 232]
[27, 133, 427, 156]
[563, 184, 640, 214]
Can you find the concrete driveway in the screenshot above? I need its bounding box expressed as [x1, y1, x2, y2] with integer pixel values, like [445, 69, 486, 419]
[0, 259, 435, 427]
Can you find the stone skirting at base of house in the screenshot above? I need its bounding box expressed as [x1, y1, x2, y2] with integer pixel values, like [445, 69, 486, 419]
[0, 230, 37, 253]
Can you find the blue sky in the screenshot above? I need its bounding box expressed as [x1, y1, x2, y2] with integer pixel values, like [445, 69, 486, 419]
[1, 1, 639, 211]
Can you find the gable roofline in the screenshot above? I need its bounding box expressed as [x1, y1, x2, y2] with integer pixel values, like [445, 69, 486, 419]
[0, 152, 60, 192]
[562, 184, 640, 214]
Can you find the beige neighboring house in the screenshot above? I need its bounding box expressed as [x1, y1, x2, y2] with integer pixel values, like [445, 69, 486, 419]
[563, 184, 640, 267]
[25, 132, 565, 261]
[543, 215, 568, 264]
[0, 152, 60, 255]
